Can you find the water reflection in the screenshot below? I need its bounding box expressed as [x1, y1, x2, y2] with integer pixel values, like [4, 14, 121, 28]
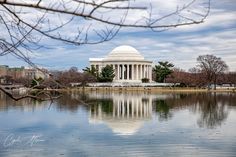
[1, 91, 236, 157]
[88, 93, 153, 135]
[83, 91, 235, 130]
[154, 100, 172, 121]
[0, 91, 49, 111]
[0, 91, 236, 130]
[195, 93, 229, 129]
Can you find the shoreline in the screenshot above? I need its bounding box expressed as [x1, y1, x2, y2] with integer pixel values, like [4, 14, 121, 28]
[54, 87, 236, 93]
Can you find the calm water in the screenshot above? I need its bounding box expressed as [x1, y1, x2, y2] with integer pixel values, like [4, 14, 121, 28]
[0, 91, 236, 157]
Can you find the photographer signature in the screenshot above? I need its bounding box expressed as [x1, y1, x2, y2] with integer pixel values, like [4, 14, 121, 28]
[2, 133, 45, 148]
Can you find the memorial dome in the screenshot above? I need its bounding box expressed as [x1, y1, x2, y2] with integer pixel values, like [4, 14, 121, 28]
[105, 45, 144, 61]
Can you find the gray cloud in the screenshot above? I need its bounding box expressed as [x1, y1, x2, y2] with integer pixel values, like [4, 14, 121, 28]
[0, 1, 235, 71]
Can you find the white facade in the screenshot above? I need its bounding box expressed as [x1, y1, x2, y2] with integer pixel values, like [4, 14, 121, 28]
[89, 45, 153, 83]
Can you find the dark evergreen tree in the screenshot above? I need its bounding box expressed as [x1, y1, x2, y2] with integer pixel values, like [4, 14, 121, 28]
[98, 65, 115, 82]
[153, 61, 174, 82]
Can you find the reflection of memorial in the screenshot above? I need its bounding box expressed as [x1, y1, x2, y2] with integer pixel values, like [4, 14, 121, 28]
[88, 92, 155, 135]
[112, 99, 152, 118]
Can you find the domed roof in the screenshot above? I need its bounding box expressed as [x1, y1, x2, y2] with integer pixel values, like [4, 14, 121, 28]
[105, 45, 144, 61]
[105, 119, 143, 136]
[89, 117, 144, 136]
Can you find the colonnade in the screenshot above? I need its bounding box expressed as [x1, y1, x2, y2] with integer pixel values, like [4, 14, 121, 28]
[91, 63, 152, 82]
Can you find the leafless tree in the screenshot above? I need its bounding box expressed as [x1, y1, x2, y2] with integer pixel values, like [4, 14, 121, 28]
[0, 0, 211, 100]
[197, 54, 228, 90]
[227, 72, 236, 87]
[56, 67, 82, 86]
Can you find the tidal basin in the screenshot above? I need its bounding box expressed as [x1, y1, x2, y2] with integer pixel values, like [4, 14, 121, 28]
[0, 91, 236, 157]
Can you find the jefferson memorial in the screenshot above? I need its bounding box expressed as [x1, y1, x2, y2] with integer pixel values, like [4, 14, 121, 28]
[89, 45, 153, 83]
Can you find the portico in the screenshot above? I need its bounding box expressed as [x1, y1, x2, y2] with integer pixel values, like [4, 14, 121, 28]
[89, 45, 152, 83]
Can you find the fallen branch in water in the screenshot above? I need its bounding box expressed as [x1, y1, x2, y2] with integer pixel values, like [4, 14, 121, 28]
[0, 85, 62, 103]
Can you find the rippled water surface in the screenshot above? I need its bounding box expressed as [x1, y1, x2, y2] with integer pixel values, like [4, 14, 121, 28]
[0, 91, 236, 157]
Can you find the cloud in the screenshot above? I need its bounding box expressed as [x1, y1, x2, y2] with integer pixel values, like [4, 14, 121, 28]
[0, 1, 235, 72]
[95, 26, 236, 71]
[172, 9, 236, 32]
[23, 23, 235, 71]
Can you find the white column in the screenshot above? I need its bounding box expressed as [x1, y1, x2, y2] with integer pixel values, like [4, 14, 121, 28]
[95, 65, 98, 72]
[148, 65, 150, 78]
[144, 65, 146, 78]
[136, 64, 138, 80]
[127, 64, 130, 80]
[143, 65, 145, 78]
[114, 64, 117, 80]
[137, 65, 139, 79]
[122, 64, 124, 80]
[140, 65, 143, 79]
[142, 64, 144, 79]
[117, 64, 120, 80]
[146, 65, 148, 79]
[98, 65, 101, 73]
[131, 64, 134, 80]
[149, 65, 152, 81]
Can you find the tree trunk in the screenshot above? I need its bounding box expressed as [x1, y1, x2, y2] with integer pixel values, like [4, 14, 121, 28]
[214, 74, 217, 90]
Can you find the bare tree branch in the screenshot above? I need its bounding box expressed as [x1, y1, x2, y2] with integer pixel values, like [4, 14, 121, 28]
[0, 0, 211, 101]
[0, 85, 62, 102]
[0, 0, 211, 56]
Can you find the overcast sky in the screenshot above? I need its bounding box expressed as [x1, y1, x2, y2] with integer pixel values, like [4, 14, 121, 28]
[0, 0, 235, 71]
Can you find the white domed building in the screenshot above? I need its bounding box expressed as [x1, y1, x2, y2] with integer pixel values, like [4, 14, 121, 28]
[89, 45, 153, 83]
